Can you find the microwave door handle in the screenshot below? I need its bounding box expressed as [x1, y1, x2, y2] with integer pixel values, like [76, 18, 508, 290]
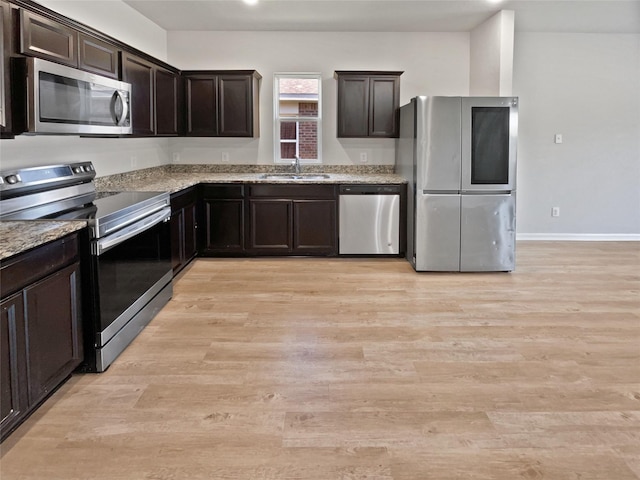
[110, 90, 129, 126]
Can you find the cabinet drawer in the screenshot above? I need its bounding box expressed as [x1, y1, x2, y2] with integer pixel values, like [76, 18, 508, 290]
[0, 233, 79, 298]
[200, 184, 244, 199]
[249, 184, 336, 199]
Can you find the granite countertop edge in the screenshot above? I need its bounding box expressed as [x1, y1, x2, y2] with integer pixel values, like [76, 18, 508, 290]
[95, 171, 408, 194]
[0, 220, 87, 262]
[1, 169, 408, 261]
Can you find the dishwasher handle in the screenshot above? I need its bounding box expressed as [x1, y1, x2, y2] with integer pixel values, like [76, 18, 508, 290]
[339, 185, 403, 195]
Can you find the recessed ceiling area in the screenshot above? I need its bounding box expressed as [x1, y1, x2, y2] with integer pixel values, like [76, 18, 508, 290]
[122, 0, 640, 33]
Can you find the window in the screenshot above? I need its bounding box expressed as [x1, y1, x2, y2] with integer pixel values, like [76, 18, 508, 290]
[274, 73, 322, 164]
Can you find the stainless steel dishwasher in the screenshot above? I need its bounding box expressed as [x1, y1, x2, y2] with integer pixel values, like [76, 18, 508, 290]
[339, 185, 401, 255]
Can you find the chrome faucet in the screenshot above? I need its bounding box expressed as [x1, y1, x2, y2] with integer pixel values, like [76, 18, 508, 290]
[292, 155, 302, 175]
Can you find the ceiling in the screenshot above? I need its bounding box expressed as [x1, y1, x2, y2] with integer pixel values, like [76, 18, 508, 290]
[122, 0, 640, 33]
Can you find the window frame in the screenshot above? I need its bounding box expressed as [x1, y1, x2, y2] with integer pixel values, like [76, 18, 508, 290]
[273, 72, 322, 165]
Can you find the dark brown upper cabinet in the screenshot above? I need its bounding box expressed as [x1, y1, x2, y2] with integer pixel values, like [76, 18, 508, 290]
[0, 1, 10, 136]
[122, 53, 181, 137]
[78, 33, 119, 79]
[183, 70, 261, 137]
[335, 71, 403, 138]
[122, 52, 155, 136]
[155, 66, 180, 136]
[19, 9, 78, 67]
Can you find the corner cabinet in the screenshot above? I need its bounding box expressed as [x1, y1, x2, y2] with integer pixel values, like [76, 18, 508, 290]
[0, 233, 84, 442]
[335, 71, 403, 138]
[199, 184, 245, 255]
[122, 53, 180, 137]
[247, 184, 337, 256]
[183, 71, 261, 137]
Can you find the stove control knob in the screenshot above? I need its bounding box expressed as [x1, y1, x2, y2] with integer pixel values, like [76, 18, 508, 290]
[72, 166, 83, 174]
[85, 165, 94, 172]
[5, 174, 20, 185]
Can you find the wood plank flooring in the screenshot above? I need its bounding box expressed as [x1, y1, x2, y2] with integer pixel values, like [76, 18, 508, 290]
[1, 241, 639, 479]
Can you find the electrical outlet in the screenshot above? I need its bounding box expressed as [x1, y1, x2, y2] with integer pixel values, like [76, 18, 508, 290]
[554, 134, 563, 144]
[359, 152, 368, 163]
[221, 152, 230, 162]
[172, 153, 180, 163]
[131, 156, 138, 168]
[551, 207, 560, 217]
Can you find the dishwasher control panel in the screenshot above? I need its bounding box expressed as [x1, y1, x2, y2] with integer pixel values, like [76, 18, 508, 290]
[339, 185, 402, 195]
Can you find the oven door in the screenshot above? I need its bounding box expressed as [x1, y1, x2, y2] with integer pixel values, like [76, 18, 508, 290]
[91, 208, 171, 348]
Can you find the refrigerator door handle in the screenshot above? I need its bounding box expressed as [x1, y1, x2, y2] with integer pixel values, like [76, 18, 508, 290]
[423, 190, 460, 194]
[461, 190, 512, 195]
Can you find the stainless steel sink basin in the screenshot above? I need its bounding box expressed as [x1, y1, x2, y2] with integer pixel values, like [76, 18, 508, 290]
[259, 173, 331, 181]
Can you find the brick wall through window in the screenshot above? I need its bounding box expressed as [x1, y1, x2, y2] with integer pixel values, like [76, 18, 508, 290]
[298, 102, 318, 159]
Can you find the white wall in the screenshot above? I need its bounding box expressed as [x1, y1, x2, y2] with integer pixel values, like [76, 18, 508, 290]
[0, 0, 171, 177]
[168, 31, 470, 166]
[35, 0, 168, 61]
[470, 10, 514, 96]
[513, 33, 640, 237]
[0, 136, 170, 177]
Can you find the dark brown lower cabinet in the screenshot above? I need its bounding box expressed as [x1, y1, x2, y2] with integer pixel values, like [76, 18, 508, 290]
[293, 199, 336, 253]
[0, 293, 28, 439]
[25, 263, 82, 406]
[0, 233, 83, 442]
[247, 185, 337, 256]
[170, 187, 198, 273]
[200, 184, 245, 255]
[249, 199, 292, 251]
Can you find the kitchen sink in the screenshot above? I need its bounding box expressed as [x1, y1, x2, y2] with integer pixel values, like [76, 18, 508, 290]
[259, 173, 331, 181]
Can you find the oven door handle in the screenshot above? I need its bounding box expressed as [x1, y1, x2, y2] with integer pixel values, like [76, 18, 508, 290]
[103, 202, 169, 236]
[93, 206, 171, 256]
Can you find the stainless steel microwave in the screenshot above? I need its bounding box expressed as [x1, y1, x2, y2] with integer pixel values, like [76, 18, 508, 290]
[22, 57, 132, 135]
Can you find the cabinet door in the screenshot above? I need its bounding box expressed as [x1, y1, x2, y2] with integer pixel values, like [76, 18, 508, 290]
[0, 293, 28, 441]
[78, 33, 119, 79]
[369, 76, 399, 137]
[170, 208, 185, 272]
[185, 76, 218, 136]
[248, 199, 292, 252]
[337, 75, 369, 137]
[293, 199, 337, 254]
[25, 262, 83, 406]
[219, 74, 252, 137]
[19, 10, 77, 66]
[183, 202, 197, 261]
[0, 1, 9, 133]
[155, 67, 179, 136]
[202, 198, 244, 254]
[122, 53, 155, 136]
[171, 202, 197, 272]
[171, 188, 198, 272]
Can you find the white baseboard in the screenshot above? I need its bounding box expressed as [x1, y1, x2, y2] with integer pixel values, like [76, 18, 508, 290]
[517, 233, 640, 241]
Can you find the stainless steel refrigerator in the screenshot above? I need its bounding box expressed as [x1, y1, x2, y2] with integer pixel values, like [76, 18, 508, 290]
[396, 96, 518, 272]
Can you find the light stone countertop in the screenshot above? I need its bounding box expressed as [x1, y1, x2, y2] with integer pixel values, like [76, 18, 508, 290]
[1, 166, 407, 261]
[95, 171, 408, 194]
[0, 221, 87, 261]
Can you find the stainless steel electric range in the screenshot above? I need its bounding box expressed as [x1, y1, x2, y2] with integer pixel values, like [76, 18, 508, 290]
[0, 162, 172, 372]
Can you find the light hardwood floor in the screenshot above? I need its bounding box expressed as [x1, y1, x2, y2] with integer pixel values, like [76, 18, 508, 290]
[1, 241, 639, 479]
